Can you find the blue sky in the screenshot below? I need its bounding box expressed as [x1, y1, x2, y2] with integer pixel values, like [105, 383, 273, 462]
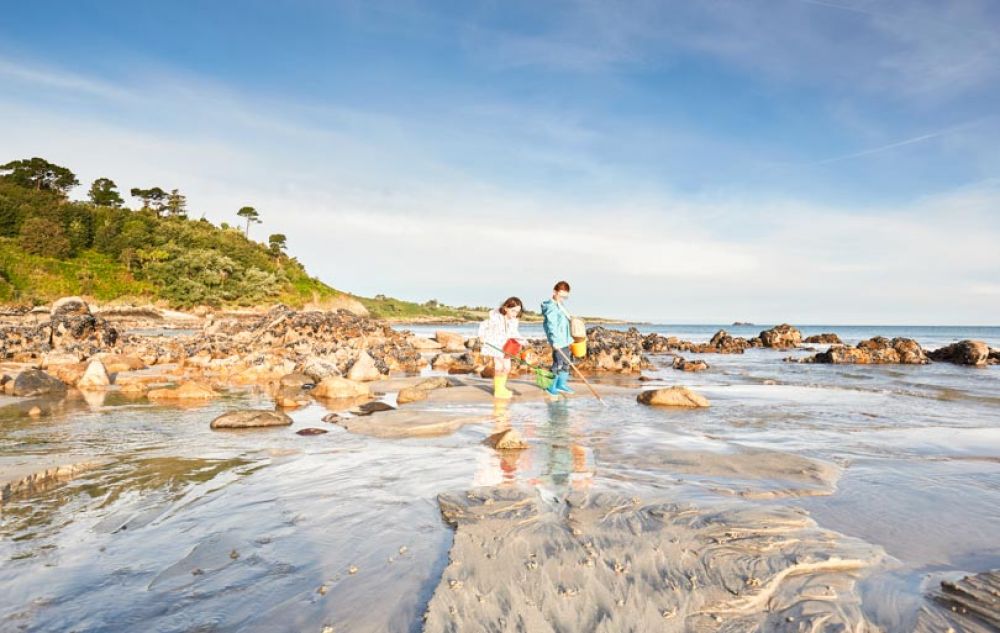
[1, 0, 998, 323]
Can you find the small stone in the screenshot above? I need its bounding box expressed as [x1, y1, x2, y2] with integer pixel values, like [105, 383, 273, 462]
[296, 427, 328, 436]
[348, 565, 358, 575]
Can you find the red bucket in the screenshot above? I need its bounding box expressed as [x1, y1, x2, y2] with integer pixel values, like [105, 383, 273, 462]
[502, 338, 522, 356]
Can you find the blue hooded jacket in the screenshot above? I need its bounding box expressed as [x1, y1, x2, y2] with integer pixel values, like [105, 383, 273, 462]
[541, 299, 572, 348]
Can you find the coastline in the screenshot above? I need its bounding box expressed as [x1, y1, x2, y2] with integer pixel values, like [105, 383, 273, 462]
[0, 298, 998, 631]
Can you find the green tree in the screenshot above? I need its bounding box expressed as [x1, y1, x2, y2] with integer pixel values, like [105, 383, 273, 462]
[0, 157, 79, 195]
[130, 187, 168, 214]
[165, 189, 187, 218]
[88, 178, 124, 207]
[268, 233, 287, 256]
[19, 217, 72, 258]
[237, 206, 260, 237]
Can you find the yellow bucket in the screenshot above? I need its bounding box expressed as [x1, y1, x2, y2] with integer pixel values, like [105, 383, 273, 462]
[570, 340, 587, 358]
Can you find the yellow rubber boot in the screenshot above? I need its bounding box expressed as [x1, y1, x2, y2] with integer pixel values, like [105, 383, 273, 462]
[493, 375, 513, 399]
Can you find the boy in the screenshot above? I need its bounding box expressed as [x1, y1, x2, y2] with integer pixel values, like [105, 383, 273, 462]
[540, 281, 574, 395]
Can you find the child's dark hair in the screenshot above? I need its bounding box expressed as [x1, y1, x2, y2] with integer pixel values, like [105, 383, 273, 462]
[499, 296, 523, 315]
[553, 281, 571, 292]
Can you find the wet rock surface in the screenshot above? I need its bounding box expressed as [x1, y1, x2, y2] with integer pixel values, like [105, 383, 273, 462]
[210, 410, 293, 429]
[917, 569, 1000, 632]
[802, 337, 929, 364]
[637, 386, 710, 407]
[803, 333, 842, 344]
[12, 370, 67, 397]
[928, 339, 991, 366]
[424, 488, 884, 633]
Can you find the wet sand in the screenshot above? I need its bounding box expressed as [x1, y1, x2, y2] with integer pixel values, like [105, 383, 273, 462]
[1, 352, 998, 632]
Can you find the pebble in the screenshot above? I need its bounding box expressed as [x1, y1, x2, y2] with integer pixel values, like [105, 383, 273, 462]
[348, 565, 358, 575]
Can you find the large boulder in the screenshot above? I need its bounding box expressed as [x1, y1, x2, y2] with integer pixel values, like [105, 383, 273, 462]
[147, 381, 220, 400]
[312, 376, 370, 400]
[757, 324, 802, 349]
[76, 360, 111, 390]
[435, 330, 466, 353]
[637, 386, 709, 408]
[51, 296, 91, 320]
[210, 410, 293, 429]
[12, 370, 67, 397]
[928, 340, 990, 366]
[346, 351, 382, 382]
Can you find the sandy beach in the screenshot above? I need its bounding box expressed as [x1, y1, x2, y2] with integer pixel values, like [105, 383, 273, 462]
[1, 303, 998, 632]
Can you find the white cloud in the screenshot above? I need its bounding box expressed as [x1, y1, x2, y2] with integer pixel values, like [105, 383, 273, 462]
[0, 56, 998, 324]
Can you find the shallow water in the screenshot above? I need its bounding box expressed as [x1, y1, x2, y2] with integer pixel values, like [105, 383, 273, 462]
[1, 328, 999, 632]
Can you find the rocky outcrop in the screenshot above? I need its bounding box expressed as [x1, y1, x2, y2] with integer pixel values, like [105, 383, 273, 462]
[803, 333, 842, 345]
[575, 327, 649, 373]
[637, 386, 709, 407]
[0, 297, 120, 361]
[642, 329, 750, 355]
[757, 323, 802, 349]
[210, 410, 293, 429]
[927, 340, 991, 366]
[804, 337, 928, 365]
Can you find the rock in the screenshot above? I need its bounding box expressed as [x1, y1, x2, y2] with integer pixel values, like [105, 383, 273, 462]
[397, 377, 450, 404]
[637, 386, 710, 408]
[51, 296, 91, 320]
[921, 568, 1000, 632]
[279, 372, 314, 389]
[432, 352, 475, 372]
[147, 381, 220, 401]
[76, 360, 111, 390]
[927, 340, 990, 366]
[397, 386, 428, 404]
[353, 401, 395, 416]
[210, 410, 293, 429]
[803, 333, 842, 345]
[409, 336, 443, 350]
[275, 385, 311, 408]
[12, 370, 67, 397]
[119, 381, 149, 395]
[807, 337, 928, 365]
[346, 351, 382, 382]
[485, 428, 528, 450]
[672, 357, 709, 372]
[46, 363, 87, 386]
[40, 352, 82, 368]
[312, 376, 370, 400]
[28, 405, 42, 417]
[299, 356, 341, 382]
[296, 427, 328, 436]
[757, 324, 802, 349]
[435, 330, 466, 352]
[97, 354, 146, 373]
[321, 413, 340, 423]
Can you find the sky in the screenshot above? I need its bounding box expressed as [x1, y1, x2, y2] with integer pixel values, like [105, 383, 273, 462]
[1, 0, 998, 324]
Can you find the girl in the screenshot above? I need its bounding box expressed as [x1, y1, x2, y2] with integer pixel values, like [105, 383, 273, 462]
[478, 296, 526, 399]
